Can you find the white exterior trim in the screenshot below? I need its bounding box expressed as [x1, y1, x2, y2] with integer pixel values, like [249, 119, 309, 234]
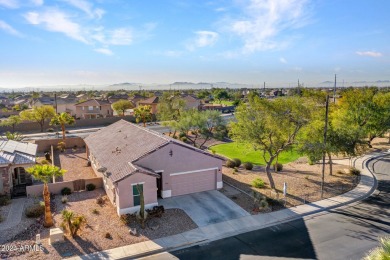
[131, 182, 145, 186]
[161, 190, 171, 198]
[118, 202, 158, 215]
[170, 167, 218, 176]
[155, 170, 164, 173]
[217, 181, 223, 189]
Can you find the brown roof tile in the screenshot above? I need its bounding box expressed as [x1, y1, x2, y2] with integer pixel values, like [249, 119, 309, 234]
[76, 99, 111, 106]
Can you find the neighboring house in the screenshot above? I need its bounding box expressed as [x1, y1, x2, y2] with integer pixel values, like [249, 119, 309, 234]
[108, 94, 131, 104]
[84, 120, 223, 215]
[0, 140, 38, 198]
[181, 95, 201, 110]
[75, 99, 113, 119]
[31, 96, 77, 115]
[0, 96, 10, 108]
[137, 96, 159, 114]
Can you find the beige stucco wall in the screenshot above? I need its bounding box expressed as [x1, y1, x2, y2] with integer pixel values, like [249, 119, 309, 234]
[75, 105, 113, 118]
[116, 172, 158, 214]
[135, 143, 223, 195]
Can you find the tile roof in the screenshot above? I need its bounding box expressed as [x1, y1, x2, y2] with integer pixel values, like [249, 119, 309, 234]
[138, 96, 159, 104]
[75, 99, 111, 106]
[0, 140, 37, 166]
[84, 120, 222, 183]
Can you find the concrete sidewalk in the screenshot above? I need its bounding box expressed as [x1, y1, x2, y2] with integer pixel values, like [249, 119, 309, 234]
[0, 198, 26, 231]
[67, 152, 386, 260]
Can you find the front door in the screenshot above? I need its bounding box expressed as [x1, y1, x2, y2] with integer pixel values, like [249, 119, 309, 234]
[13, 167, 26, 185]
[156, 172, 162, 198]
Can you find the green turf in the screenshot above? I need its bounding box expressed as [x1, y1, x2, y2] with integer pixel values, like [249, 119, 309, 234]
[210, 142, 300, 165]
[212, 100, 234, 106]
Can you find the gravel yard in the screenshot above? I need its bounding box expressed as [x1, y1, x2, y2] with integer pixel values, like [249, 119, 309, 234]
[53, 148, 96, 182]
[0, 202, 11, 225]
[221, 158, 360, 214]
[6, 189, 197, 259]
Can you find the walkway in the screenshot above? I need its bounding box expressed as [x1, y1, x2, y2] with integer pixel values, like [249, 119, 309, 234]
[67, 152, 385, 260]
[0, 197, 26, 231]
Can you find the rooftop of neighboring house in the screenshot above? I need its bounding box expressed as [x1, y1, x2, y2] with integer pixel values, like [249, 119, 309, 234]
[84, 120, 222, 183]
[0, 140, 37, 166]
[181, 94, 200, 102]
[75, 99, 111, 106]
[138, 96, 159, 104]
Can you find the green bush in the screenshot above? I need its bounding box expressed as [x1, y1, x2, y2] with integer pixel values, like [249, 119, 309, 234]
[232, 158, 241, 167]
[0, 195, 10, 206]
[46, 128, 54, 132]
[61, 187, 72, 195]
[181, 137, 188, 142]
[40, 159, 50, 165]
[226, 160, 236, 168]
[25, 203, 45, 218]
[86, 183, 96, 191]
[243, 162, 253, 170]
[273, 163, 283, 171]
[349, 167, 361, 176]
[251, 178, 266, 188]
[179, 132, 186, 138]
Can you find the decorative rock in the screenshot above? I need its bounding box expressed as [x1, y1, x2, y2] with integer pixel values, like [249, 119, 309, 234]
[147, 219, 160, 231]
[129, 228, 137, 236]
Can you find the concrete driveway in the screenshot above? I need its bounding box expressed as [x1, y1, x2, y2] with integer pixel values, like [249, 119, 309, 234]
[158, 190, 249, 227]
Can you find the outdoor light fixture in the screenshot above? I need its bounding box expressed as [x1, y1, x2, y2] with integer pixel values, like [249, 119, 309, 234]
[169, 149, 173, 157]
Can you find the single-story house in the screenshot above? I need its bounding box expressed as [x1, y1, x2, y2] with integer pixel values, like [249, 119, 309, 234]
[84, 120, 223, 215]
[0, 140, 38, 197]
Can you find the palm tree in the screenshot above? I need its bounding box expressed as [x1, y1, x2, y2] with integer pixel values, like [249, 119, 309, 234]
[26, 165, 66, 227]
[134, 105, 152, 127]
[50, 112, 75, 142]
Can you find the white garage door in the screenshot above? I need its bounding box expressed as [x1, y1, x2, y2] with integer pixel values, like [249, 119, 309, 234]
[170, 169, 216, 197]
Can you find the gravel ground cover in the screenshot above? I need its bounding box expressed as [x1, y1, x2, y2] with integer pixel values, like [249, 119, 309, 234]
[4, 189, 197, 259]
[221, 159, 359, 214]
[53, 148, 96, 182]
[0, 202, 11, 225]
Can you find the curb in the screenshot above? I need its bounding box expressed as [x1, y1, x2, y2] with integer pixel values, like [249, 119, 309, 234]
[68, 152, 388, 260]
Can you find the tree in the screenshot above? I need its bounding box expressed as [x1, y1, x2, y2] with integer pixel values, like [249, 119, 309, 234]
[50, 112, 75, 142]
[20, 106, 56, 132]
[26, 164, 66, 227]
[169, 109, 227, 148]
[134, 105, 152, 127]
[158, 93, 186, 136]
[112, 99, 133, 116]
[5, 131, 24, 141]
[212, 89, 230, 103]
[197, 90, 210, 99]
[230, 96, 311, 190]
[1, 115, 21, 132]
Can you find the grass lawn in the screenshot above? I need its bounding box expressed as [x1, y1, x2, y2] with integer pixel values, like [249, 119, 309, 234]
[210, 142, 301, 165]
[212, 100, 234, 106]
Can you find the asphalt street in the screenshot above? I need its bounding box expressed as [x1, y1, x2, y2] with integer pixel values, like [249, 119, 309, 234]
[142, 155, 390, 260]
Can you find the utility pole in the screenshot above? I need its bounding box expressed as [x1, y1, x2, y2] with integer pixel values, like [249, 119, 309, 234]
[321, 95, 330, 198]
[54, 93, 58, 114]
[333, 74, 337, 103]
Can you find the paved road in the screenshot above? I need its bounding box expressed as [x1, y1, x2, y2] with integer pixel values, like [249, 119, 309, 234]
[142, 155, 390, 260]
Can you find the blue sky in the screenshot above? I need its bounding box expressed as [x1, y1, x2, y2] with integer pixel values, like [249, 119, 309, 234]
[0, 0, 389, 88]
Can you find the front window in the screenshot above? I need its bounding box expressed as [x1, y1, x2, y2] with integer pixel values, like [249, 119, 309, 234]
[88, 106, 93, 111]
[133, 184, 143, 206]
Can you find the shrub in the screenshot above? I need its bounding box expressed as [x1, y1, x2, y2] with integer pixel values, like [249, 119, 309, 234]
[46, 128, 54, 132]
[61, 187, 72, 195]
[243, 162, 253, 170]
[0, 195, 10, 206]
[61, 210, 86, 237]
[232, 158, 241, 167]
[181, 137, 187, 142]
[40, 159, 50, 165]
[86, 183, 96, 191]
[336, 170, 344, 175]
[273, 163, 283, 171]
[233, 168, 238, 173]
[226, 159, 236, 168]
[349, 167, 361, 176]
[96, 195, 104, 205]
[25, 203, 45, 218]
[251, 178, 266, 188]
[105, 232, 112, 239]
[61, 196, 68, 204]
[57, 141, 66, 152]
[172, 135, 177, 139]
[210, 149, 216, 154]
[92, 208, 99, 215]
[178, 132, 186, 138]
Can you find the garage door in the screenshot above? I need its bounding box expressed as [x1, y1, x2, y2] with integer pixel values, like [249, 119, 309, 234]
[170, 169, 216, 197]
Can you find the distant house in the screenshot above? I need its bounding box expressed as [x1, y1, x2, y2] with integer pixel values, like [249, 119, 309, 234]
[31, 96, 77, 115]
[84, 120, 223, 215]
[75, 99, 113, 119]
[138, 96, 159, 114]
[108, 94, 131, 104]
[181, 95, 201, 110]
[0, 140, 38, 197]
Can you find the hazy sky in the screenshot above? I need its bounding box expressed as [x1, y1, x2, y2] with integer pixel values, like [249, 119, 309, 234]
[0, 0, 389, 88]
